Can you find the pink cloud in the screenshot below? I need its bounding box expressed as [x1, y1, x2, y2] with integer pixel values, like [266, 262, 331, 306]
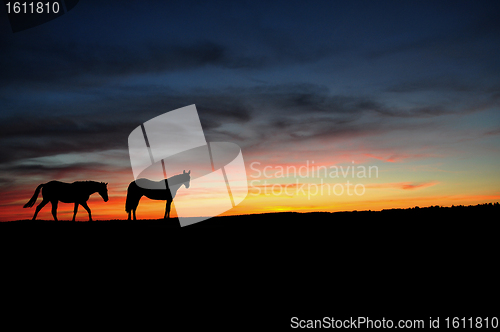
[363, 152, 437, 163]
[366, 181, 439, 190]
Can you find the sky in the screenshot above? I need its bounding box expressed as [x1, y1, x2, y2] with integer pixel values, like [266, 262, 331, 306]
[0, 0, 499, 221]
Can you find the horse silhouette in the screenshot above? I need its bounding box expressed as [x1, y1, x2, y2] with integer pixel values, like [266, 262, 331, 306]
[125, 170, 191, 220]
[23, 181, 109, 221]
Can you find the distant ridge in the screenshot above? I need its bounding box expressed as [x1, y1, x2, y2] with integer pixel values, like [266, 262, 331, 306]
[6, 202, 499, 227]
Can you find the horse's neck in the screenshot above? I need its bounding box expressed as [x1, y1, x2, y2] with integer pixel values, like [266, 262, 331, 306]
[83, 182, 99, 195]
[169, 183, 183, 198]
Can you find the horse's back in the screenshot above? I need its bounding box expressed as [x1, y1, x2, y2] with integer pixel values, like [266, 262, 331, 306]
[130, 178, 172, 200]
[133, 178, 168, 190]
[41, 181, 83, 202]
[45, 180, 64, 185]
[43, 180, 72, 190]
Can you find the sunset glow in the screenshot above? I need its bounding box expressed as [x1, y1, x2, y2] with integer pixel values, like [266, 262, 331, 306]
[1, 1, 499, 222]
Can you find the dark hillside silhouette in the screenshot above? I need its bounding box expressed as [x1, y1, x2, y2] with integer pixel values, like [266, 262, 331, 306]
[12, 202, 499, 229]
[23, 180, 108, 221]
[172, 202, 500, 229]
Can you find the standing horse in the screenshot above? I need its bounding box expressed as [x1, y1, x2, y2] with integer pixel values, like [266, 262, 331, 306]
[125, 170, 191, 220]
[23, 181, 108, 221]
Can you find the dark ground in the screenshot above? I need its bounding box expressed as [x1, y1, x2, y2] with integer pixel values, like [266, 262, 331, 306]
[2, 203, 498, 326]
[6, 202, 499, 229]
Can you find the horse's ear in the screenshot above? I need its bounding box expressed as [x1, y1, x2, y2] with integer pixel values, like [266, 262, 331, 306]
[105, 182, 108, 186]
[188, 170, 191, 175]
[183, 170, 186, 174]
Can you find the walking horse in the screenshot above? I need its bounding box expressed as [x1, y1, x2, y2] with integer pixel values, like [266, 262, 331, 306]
[24, 181, 108, 221]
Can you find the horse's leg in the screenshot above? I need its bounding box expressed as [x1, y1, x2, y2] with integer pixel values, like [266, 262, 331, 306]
[51, 200, 58, 221]
[164, 200, 171, 219]
[33, 199, 49, 220]
[128, 211, 131, 221]
[81, 201, 92, 221]
[132, 195, 142, 220]
[72, 203, 79, 222]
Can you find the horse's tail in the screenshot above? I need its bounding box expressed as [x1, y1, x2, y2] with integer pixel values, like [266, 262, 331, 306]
[23, 184, 44, 208]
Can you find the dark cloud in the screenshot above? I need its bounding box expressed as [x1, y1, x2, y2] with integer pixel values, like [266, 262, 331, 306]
[387, 78, 477, 94]
[0, 112, 134, 163]
[0, 88, 254, 164]
[0, 35, 341, 91]
[364, 2, 500, 60]
[0, 39, 230, 86]
[1, 1, 499, 181]
[1, 0, 389, 93]
[0, 162, 109, 175]
[0, 7, 342, 89]
[3, 79, 494, 167]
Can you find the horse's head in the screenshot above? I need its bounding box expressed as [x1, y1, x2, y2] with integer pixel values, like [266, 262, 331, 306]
[99, 182, 109, 202]
[182, 170, 191, 188]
